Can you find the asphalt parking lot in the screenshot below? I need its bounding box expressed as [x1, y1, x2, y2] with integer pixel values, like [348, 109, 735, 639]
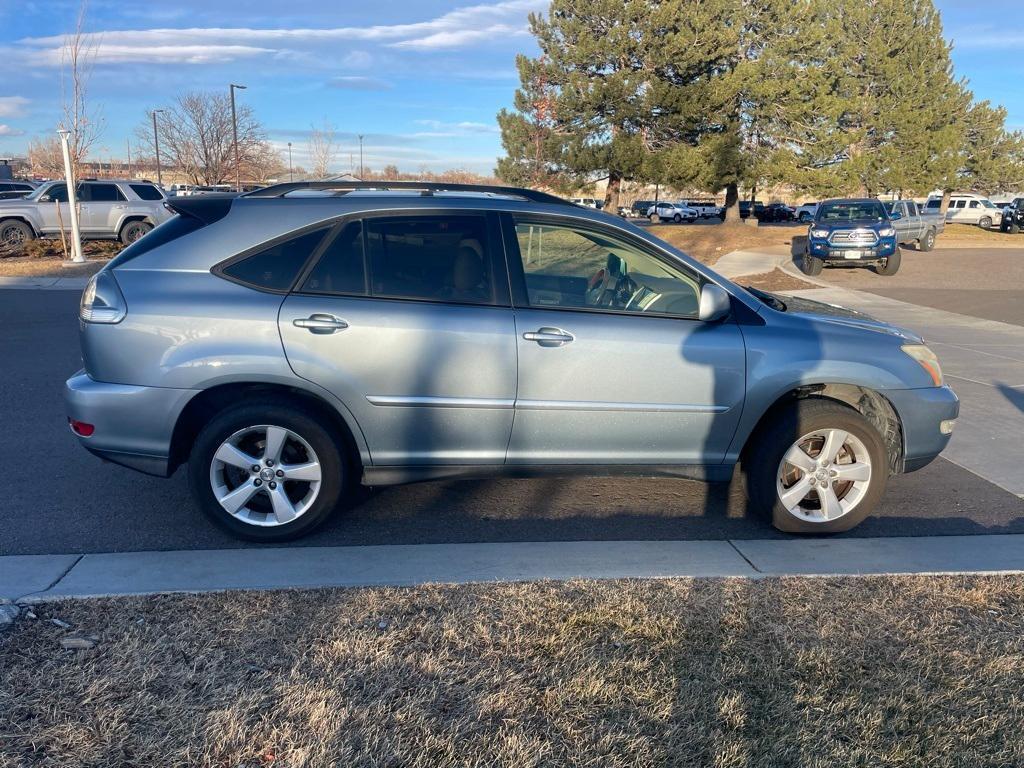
[3, 274, 1023, 556]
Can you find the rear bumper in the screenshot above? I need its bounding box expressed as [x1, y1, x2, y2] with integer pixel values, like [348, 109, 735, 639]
[883, 385, 960, 473]
[64, 371, 194, 477]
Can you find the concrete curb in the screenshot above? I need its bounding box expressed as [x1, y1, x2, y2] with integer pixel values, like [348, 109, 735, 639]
[6, 535, 1024, 602]
[0, 276, 90, 291]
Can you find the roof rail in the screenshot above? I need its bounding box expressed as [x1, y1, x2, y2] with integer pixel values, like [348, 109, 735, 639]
[242, 180, 572, 206]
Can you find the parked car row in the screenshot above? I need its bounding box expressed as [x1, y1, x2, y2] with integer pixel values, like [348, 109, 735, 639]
[0, 180, 37, 200]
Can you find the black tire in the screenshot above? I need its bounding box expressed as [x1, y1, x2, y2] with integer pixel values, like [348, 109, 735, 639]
[744, 399, 888, 534]
[120, 220, 153, 245]
[918, 228, 936, 252]
[673, 213, 682, 223]
[0, 219, 34, 248]
[799, 212, 811, 223]
[1011, 223, 1021, 235]
[188, 398, 347, 542]
[800, 252, 823, 276]
[979, 216, 992, 230]
[874, 249, 901, 276]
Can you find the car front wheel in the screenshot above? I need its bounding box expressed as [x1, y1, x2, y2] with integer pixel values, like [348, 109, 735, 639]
[188, 399, 346, 541]
[745, 399, 887, 534]
[979, 216, 992, 230]
[0, 219, 34, 248]
[800, 252, 823, 275]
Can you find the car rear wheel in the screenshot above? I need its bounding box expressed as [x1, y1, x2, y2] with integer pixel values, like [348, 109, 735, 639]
[979, 216, 992, 230]
[120, 220, 152, 245]
[673, 213, 682, 223]
[874, 250, 901, 276]
[188, 399, 346, 541]
[745, 399, 887, 534]
[800, 252, 823, 276]
[918, 229, 936, 252]
[0, 220, 34, 248]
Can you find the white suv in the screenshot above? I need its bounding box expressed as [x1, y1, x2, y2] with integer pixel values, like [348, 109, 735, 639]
[647, 201, 698, 223]
[925, 194, 1003, 229]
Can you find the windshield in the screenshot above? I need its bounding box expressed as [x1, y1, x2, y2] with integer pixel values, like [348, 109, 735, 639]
[816, 200, 887, 222]
[980, 199, 996, 209]
[24, 182, 58, 201]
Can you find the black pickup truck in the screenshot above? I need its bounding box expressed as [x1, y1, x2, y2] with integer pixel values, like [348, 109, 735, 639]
[1000, 198, 1024, 234]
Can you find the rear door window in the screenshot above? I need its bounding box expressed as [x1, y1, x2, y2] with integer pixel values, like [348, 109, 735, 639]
[221, 228, 329, 292]
[363, 215, 494, 304]
[130, 184, 164, 201]
[301, 221, 367, 295]
[83, 184, 127, 202]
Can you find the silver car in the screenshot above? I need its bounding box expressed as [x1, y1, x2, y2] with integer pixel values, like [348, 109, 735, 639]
[66, 181, 958, 541]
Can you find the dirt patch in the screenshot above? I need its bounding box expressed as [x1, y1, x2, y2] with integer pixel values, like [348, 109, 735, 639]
[3, 575, 1023, 767]
[738, 268, 817, 293]
[0, 240, 119, 277]
[650, 221, 802, 265]
[940, 223, 1023, 247]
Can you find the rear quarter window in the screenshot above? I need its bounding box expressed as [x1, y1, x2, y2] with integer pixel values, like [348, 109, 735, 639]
[130, 184, 164, 201]
[221, 228, 329, 292]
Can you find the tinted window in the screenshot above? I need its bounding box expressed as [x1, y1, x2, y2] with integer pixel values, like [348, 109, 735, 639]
[925, 199, 939, 209]
[45, 184, 69, 202]
[364, 216, 493, 304]
[514, 221, 701, 318]
[969, 200, 979, 209]
[302, 221, 366, 295]
[84, 184, 126, 202]
[954, 200, 966, 209]
[130, 184, 164, 201]
[223, 229, 328, 291]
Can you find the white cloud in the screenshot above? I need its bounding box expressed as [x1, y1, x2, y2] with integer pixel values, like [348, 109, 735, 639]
[411, 119, 499, 137]
[0, 124, 26, 136]
[0, 96, 30, 118]
[14, 0, 548, 66]
[327, 76, 393, 91]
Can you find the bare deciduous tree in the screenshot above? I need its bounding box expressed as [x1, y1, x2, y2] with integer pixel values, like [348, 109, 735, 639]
[241, 141, 288, 184]
[27, 136, 66, 178]
[135, 92, 266, 185]
[59, 1, 103, 179]
[309, 121, 337, 179]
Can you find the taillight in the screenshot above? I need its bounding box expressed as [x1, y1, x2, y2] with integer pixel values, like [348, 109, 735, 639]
[69, 418, 95, 437]
[80, 270, 127, 323]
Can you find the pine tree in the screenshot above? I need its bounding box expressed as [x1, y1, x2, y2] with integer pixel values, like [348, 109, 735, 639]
[495, 1, 658, 210]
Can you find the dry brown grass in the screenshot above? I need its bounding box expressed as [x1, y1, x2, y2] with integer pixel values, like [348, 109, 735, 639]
[940, 223, 1022, 246]
[738, 269, 816, 293]
[0, 240, 119, 277]
[650, 222, 804, 265]
[3, 575, 1023, 767]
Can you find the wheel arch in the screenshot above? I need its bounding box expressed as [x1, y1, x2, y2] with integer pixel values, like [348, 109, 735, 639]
[737, 383, 904, 474]
[168, 381, 368, 476]
[0, 215, 39, 237]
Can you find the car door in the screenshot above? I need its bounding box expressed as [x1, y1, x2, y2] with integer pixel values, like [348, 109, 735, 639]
[79, 182, 127, 235]
[278, 212, 518, 466]
[35, 183, 85, 234]
[890, 202, 913, 242]
[503, 214, 746, 465]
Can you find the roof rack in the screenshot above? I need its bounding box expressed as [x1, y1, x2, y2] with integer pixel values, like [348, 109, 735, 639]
[242, 180, 573, 207]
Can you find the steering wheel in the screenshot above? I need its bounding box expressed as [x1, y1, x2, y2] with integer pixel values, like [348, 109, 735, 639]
[586, 262, 636, 308]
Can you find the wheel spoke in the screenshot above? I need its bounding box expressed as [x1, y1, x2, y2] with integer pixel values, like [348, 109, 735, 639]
[263, 426, 288, 463]
[214, 442, 259, 471]
[268, 485, 298, 524]
[217, 482, 259, 514]
[819, 430, 849, 464]
[280, 461, 321, 482]
[816, 483, 843, 520]
[833, 461, 871, 482]
[779, 476, 813, 511]
[783, 444, 817, 473]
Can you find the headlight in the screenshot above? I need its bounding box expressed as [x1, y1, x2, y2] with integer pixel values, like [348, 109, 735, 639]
[80, 271, 127, 324]
[878, 226, 896, 237]
[810, 228, 829, 238]
[901, 344, 943, 387]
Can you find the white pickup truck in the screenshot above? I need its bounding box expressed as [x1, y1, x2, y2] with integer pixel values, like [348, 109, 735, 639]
[0, 179, 172, 248]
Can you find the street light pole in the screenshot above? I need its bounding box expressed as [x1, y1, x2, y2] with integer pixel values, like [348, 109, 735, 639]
[151, 109, 164, 187]
[287, 142, 293, 181]
[57, 129, 84, 264]
[358, 134, 364, 179]
[230, 83, 247, 192]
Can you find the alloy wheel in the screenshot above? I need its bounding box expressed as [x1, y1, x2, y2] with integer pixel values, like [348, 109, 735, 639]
[1, 225, 26, 246]
[209, 424, 323, 527]
[776, 428, 872, 523]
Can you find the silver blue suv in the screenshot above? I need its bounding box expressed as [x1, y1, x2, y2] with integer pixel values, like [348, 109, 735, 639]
[65, 181, 958, 541]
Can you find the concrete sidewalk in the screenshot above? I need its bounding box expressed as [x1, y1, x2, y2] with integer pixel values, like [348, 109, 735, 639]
[6, 534, 1024, 602]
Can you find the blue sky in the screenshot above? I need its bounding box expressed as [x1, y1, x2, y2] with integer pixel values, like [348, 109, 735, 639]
[0, 0, 1020, 175]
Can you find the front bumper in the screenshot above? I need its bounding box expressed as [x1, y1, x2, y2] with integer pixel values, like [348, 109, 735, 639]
[64, 371, 195, 477]
[883, 385, 959, 473]
[809, 237, 897, 261]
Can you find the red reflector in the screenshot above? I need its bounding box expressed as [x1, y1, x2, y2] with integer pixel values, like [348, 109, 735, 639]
[69, 418, 95, 437]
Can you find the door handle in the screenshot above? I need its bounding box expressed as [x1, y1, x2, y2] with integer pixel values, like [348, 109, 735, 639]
[523, 327, 574, 347]
[293, 314, 349, 334]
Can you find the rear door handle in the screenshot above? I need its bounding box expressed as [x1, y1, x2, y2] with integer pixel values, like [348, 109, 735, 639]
[293, 313, 349, 334]
[523, 327, 574, 347]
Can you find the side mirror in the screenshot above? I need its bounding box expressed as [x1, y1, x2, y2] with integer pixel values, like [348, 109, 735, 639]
[38, 194, 52, 203]
[699, 283, 731, 322]
[889, 211, 902, 220]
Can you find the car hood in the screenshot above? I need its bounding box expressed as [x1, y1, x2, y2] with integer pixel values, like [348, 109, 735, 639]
[816, 219, 887, 230]
[764, 292, 923, 343]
